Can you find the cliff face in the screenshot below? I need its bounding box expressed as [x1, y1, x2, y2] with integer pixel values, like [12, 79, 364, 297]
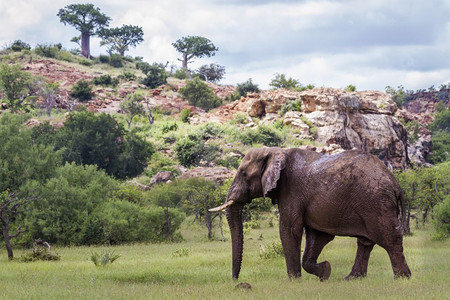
[230, 88, 408, 169]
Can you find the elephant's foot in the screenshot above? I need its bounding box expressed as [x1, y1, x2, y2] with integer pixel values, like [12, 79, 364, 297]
[318, 261, 331, 281]
[343, 272, 366, 281]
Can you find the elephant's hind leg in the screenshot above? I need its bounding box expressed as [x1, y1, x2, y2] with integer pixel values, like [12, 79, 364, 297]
[344, 237, 374, 280]
[302, 228, 335, 281]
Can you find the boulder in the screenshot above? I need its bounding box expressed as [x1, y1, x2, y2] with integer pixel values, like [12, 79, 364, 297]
[178, 166, 236, 184]
[149, 171, 174, 187]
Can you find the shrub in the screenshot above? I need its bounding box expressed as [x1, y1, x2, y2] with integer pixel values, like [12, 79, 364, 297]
[236, 78, 259, 97]
[141, 63, 168, 88]
[217, 154, 241, 169]
[180, 108, 191, 123]
[34, 43, 60, 58]
[433, 196, 450, 240]
[178, 78, 222, 111]
[345, 84, 356, 92]
[8, 40, 31, 52]
[173, 69, 189, 79]
[92, 74, 118, 87]
[118, 71, 137, 81]
[231, 112, 250, 124]
[109, 54, 124, 68]
[161, 122, 178, 133]
[172, 248, 190, 258]
[70, 80, 93, 101]
[259, 240, 284, 259]
[0, 64, 32, 111]
[99, 55, 110, 64]
[280, 99, 302, 115]
[78, 58, 93, 66]
[19, 243, 61, 262]
[90, 250, 120, 266]
[174, 136, 219, 167]
[240, 125, 283, 147]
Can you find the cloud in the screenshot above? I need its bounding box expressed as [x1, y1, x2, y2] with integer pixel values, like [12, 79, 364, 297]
[1, 0, 450, 91]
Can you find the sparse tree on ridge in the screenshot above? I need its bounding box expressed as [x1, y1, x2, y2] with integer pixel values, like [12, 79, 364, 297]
[197, 63, 225, 83]
[172, 36, 218, 70]
[57, 3, 111, 58]
[99, 25, 144, 56]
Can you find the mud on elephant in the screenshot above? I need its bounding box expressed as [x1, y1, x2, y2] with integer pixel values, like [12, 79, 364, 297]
[210, 147, 411, 281]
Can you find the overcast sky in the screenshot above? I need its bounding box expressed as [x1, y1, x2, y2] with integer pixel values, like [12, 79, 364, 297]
[1, 0, 450, 91]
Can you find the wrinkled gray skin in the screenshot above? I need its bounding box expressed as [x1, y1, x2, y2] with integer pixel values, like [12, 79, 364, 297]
[219, 147, 411, 281]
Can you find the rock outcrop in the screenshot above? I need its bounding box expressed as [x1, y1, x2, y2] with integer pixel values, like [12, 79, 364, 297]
[229, 88, 408, 169]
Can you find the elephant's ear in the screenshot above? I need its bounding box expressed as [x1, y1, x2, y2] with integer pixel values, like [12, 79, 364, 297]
[261, 150, 286, 197]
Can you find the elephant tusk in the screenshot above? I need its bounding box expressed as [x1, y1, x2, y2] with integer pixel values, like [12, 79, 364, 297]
[208, 200, 235, 212]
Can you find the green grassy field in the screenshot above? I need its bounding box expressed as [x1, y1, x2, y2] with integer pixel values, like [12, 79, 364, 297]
[0, 221, 448, 299]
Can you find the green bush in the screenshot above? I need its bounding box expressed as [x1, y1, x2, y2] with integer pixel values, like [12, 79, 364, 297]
[141, 63, 168, 88]
[433, 196, 450, 240]
[217, 155, 241, 169]
[345, 84, 356, 92]
[90, 250, 120, 266]
[259, 240, 284, 259]
[78, 58, 93, 66]
[70, 80, 93, 101]
[8, 40, 31, 52]
[430, 107, 450, 163]
[236, 78, 259, 97]
[180, 108, 191, 123]
[34, 43, 62, 58]
[178, 78, 222, 111]
[118, 71, 137, 81]
[240, 125, 283, 147]
[109, 54, 124, 68]
[174, 136, 219, 167]
[99, 55, 110, 64]
[280, 99, 302, 115]
[92, 74, 118, 87]
[173, 69, 189, 80]
[161, 122, 178, 133]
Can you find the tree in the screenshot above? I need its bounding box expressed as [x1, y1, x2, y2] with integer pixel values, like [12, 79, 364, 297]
[120, 92, 146, 129]
[197, 63, 225, 83]
[0, 113, 60, 259]
[0, 64, 32, 112]
[269, 73, 300, 90]
[99, 25, 144, 56]
[172, 36, 218, 70]
[37, 110, 154, 179]
[182, 178, 230, 240]
[57, 4, 111, 58]
[39, 82, 60, 117]
[236, 78, 259, 97]
[178, 78, 222, 111]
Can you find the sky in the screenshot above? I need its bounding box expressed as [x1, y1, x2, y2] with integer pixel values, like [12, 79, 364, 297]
[1, 0, 450, 91]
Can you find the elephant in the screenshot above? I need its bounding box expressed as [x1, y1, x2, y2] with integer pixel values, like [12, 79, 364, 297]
[210, 147, 411, 281]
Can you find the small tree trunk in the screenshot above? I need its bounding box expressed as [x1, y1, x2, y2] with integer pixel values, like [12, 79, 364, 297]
[205, 211, 213, 240]
[81, 32, 91, 59]
[2, 223, 13, 260]
[164, 207, 171, 238]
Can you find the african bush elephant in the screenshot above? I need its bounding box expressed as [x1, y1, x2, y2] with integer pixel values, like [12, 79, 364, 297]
[210, 147, 411, 281]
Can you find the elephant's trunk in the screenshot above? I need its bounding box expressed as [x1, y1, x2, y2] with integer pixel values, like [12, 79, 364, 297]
[226, 204, 244, 280]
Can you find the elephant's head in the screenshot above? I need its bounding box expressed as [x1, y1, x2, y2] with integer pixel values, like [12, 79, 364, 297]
[209, 147, 286, 280]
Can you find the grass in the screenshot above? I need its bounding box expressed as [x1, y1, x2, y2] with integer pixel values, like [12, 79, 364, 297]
[0, 222, 448, 299]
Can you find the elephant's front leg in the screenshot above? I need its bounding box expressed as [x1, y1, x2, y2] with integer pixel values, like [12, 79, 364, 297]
[279, 218, 303, 278]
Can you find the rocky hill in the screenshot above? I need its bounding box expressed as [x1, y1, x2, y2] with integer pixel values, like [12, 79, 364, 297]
[1, 57, 441, 184]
